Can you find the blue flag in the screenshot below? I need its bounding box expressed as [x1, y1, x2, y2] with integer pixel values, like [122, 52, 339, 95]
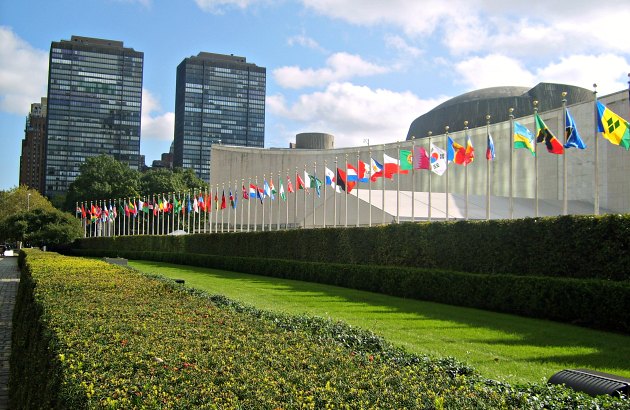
[564, 108, 586, 149]
[486, 133, 495, 160]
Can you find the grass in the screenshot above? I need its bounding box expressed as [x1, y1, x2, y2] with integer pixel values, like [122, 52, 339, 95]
[128, 260, 630, 386]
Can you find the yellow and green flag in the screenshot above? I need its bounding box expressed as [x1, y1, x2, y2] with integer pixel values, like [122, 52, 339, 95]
[596, 101, 630, 150]
[514, 121, 535, 156]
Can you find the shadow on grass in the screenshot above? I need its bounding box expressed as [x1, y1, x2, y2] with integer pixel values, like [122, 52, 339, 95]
[130, 260, 630, 382]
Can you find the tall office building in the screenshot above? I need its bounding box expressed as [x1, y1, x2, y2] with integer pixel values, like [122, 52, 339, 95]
[44, 36, 143, 197]
[19, 98, 48, 193]
[173, 52, 266, 182]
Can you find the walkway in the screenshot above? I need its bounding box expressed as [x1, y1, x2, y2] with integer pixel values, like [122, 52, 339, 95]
[0, 256, 20, 410]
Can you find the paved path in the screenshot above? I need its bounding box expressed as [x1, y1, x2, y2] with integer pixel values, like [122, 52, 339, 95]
[0, 257, 20, 410]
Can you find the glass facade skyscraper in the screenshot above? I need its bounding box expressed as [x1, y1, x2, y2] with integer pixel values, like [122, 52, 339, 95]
[44, 36, 143, 197]
[174, 52, 265, 182]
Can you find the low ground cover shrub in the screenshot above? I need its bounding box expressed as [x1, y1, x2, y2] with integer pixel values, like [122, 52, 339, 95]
[12, 250, 628, 408]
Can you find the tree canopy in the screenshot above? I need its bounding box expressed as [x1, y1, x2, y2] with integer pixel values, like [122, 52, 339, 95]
[139, 168, 206, 195]
[65, 155, 141, 211]
[0, 208, 82, 247]
[0, 185, 55, 223]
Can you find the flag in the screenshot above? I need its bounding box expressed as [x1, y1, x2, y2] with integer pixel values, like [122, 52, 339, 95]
[242, 184, 249, 199]
[336, 168, 356, 193]
[142, 200, 149, 214]
[193, 196, 199, 212]
[205, 194, 211, 213]
[264, 179, 274, 200]
[214, 192, 219, 210]
[154, 199, 160, 216]
[81, 205, 87, 219]
[346, 163, 359, 182]
[124, 202, 130, 217]
[429, 143, 447, 176]
[287, 176, 294, 193]
[514, 121, 536, 156]
[198, 195, 206, 212]
[486, 133, 496, 160]
[174, 197, 182, 213]
[221, 190, 227, 209]
[564, 108, 586, 149]
[249, 184, 257, 197]
[370, 158, 384, 181]
[535, 113, 564, 154]
[309, 174, 322, 197]
[112, 204, 117, 219]
[596, 101, 630, 150]
[413, 146, 430, 170]
[270, 179, 277, 198]
[279, 181, 286, 201]
[325, 167, 338, 190]
[383, 152, 407, 177]
[257, 186, 265, 203]
[464, 135, 475, 165]
[229, 190, 236, 209]
[357, 160, 370, 182]
[296, 173, 306, 190]
[400, 149, 413, 171]
[447, 137, 469, 165]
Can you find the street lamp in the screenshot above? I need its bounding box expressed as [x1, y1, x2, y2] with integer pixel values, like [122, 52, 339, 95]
[27, 193, 31, 211]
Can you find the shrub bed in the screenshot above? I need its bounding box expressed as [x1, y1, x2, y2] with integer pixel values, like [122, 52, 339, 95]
[12, 250, 628, 409]
[71, 214, 630, 281]
[69, 249, 630, 335]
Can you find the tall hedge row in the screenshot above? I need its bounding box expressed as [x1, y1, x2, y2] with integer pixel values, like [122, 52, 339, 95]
[70, 249, 630, 334]
[72, 214, 630, 281]
[17, 249, 628, 409]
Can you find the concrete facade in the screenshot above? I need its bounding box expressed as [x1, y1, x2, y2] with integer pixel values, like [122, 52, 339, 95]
[209, 89, 629, 228]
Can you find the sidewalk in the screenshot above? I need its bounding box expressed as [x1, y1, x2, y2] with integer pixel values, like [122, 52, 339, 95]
[0, 257, 20, 410]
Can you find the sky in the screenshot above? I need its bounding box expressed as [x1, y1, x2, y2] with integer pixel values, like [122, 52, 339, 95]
[1, 0, 629, 191]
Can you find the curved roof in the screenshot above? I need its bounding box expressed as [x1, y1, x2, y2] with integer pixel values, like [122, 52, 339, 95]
[406, 82, 592, 140]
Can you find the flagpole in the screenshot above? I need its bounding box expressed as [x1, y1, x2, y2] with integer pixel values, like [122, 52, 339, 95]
[313, 162, 317, 228]
[334, 157, 338, 227]
[464, 121, 469, 221]
[285, 170, 289, 229]
[445, 126, 450, 221]
[323, 160, 328, 228]
[411, 137, 415, 222]
[277, 171, 281, 230]
[396, 143, 400, 224]
[247, 178, 251, 232]
[268, 177, 272, 231]
[356, 150, 360, 227]
[368, 145, 372, 227]
[261, 176, 265, 232]
[593, 84, 599, 215]
[381, 146, 386, 225]
[303, 165, 307, 228]
[509, 108, 515, 219]
[234, 180, 238, 232]
[254, 177, 258, 231]
[485, 115, 491, 220]
[533, 100, 539, 218]
[428, 132, 432, 222]
[562, 91, 568, 215]
[294, 167, 298, 228]
[345, 154, 349, 227]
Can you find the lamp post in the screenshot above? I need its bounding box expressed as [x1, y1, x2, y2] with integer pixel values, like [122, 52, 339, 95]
[27, 193, 31, 211]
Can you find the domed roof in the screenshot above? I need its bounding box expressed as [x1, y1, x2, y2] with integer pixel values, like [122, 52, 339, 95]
[406, 82, 592, 140]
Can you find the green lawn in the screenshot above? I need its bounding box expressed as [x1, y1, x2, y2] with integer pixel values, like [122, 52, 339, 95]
[128, 260, 630, 385]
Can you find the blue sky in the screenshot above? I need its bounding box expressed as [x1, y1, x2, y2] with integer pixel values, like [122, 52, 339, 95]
[1, 0, 629, 191]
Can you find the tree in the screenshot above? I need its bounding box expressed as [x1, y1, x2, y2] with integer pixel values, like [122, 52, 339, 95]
[0, 208, 82, 247]
[65, 155, 140, 211]
[139, 167, 206, 196]
[0, 186, 55, 223]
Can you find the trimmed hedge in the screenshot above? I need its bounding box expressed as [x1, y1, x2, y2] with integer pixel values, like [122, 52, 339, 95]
[72, 214, 630, 281]
[11, 249, 628, 409]
[70, 249, 630, 334]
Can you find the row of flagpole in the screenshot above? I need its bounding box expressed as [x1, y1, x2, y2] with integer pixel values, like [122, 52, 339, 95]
[77, 89, 629, 237]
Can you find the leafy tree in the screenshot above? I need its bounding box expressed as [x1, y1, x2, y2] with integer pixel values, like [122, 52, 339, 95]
[0, 186, 55, 223]
[0, 208, 82, 247]
[65, 155, 140, 211]
[139, 167, 206, 196]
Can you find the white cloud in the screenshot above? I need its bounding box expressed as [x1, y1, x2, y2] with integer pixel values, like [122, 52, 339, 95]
[267, 82, 448, 147]
[141, 88, 174, 142]
[0, 27, 48, 115]
[287, 34, 326, 52]
[273, 52, 391, 89]
[194, 0, 265, 13]
[453, 53, 629, 95]
[384, 34, 422, 58]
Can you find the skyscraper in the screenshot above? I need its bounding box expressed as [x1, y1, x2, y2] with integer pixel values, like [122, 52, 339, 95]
[19, 98, 47, 193]
[44, 36, 143, 197]
[173, 52, 266, 182]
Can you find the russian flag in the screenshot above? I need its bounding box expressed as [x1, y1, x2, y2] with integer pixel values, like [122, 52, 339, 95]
[249, 184, 257, 196]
